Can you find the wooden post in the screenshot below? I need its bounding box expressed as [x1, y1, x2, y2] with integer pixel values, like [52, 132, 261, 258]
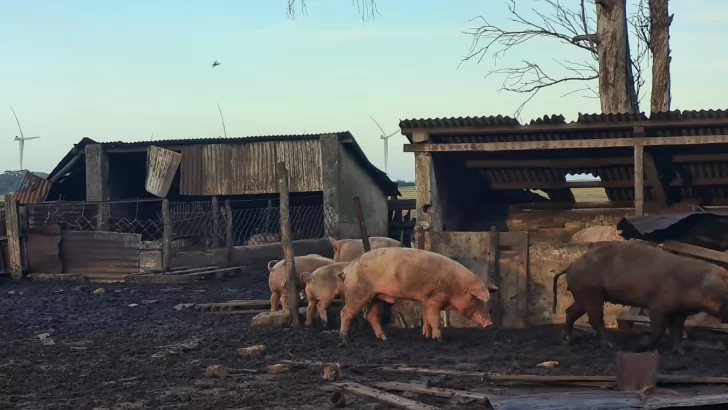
[634, 144, 645, 216]
[4, 193, 22, 279]
[225, 200, 233, 261]
[162, 199, 172, 271]
[488, 226, 500, 328]
[211, 196, 220, 248]
[352, 196, 371, 252]
[277, 162, 300, 327]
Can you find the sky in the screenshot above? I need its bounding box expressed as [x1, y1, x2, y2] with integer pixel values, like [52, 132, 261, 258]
[1, 0, 726, 182]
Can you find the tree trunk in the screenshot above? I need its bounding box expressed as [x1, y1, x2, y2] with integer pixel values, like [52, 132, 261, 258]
[650, 0, 672, 113]
[596, 0, 640, 114]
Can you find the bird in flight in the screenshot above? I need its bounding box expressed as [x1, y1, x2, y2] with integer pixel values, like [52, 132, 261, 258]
[212, 60, 220, 68]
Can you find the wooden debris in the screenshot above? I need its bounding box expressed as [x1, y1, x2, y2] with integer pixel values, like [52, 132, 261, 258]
[333, 382, 440, 410]
[617, 309, 728, 334]
[374, 381, 489, 404]
[124, 265, 244, 284]
[205, 364, 229, 379]
[267, 364, 288, 375]
[237, 345, 266, 358]
[195, 298, 343, 315]
[377, 366, 728, 386]
[323, 363, 342, 381]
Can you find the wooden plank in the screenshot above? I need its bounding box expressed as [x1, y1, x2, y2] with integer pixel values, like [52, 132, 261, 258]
[353, 197, 371, 252]
[643, 152, 668, 207]
[634, 144, 645, 216]
[488, 226, 500, 328]
[660, 240, 728, 265]
[333, 382, 440, 410]
[516, 232, 529, 329]
[400, 117, 728, 135]
[374, 382, 488, 404]
[466, 153, 728, 169]
[403, 135, 728, 152]
[488, 176, 728, 190]
[4, 194, 22, 279]
[225, 200, 233, 260]
[617, 312, 728, 334]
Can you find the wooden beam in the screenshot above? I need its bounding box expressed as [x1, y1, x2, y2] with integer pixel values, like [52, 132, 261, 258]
[633, 145, 645, 216]
[466, 153, 728, 169]
[400, 117, 728, 136]
[333, 382, 439, 410]
[162, 199, 172, 271]
[4, 193, 22, 279]
[403, 135, 728, 152]
[277, 162, 300, 328]
[488, 177, 728, 191]
[660, 240, 728, 265]
[643, 152, 668, 206]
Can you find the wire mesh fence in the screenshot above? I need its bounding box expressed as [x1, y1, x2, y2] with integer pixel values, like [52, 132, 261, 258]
[22, 199, 164, 240]
[18, 197, 336, 249]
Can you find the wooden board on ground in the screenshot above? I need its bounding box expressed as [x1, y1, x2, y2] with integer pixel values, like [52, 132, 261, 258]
[124, 265, 243, 284]
[617, 307, 728, 334]
[333, 381, 440, 410]
[195, 298, 344, 314]
[374, 381, 489, 404]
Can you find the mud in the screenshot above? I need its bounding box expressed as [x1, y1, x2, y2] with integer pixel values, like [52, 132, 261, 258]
[2, 272, 728, 410]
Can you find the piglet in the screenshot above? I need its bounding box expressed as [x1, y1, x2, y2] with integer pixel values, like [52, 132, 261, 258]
[267, 254, 335, 311]
[301, 262, 350, 327]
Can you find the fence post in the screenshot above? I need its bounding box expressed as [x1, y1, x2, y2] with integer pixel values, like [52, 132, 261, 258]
[488, 225, 501, 329]
[225, 200, 233, 262]
[4, 193, 22, 280]
[162, 199, 172, 271]
[211, 196, 220, 248]
[352, 197, 371, 252]
[277, 162, 300, 328]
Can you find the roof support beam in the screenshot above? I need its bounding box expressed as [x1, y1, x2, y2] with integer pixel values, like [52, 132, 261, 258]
[634, 144, 645, 216]
[465, 153, 728, 169]
[486, 176, 728, 190]
[403, 135, 728, 152]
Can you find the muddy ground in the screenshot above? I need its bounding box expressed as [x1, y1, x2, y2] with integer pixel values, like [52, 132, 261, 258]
[2, 272, 728, 410]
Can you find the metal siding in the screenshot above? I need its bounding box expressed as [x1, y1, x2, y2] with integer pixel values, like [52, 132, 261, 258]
[60, 231, 141, 280]
[145, 145, 182, 197]
[25, 224, 63, 274]
[180, 140, 322, 195]
[15, 172, 52, 204]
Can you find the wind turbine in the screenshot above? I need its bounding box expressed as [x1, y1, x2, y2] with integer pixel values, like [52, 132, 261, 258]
[9, 105, 40, 171]
[369, 116, 398, 174]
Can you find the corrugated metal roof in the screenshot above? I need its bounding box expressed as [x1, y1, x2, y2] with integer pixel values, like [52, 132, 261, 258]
[400, 115, 520, 130]
[15, 171, 52, 204]
[145, 145, 182, 197]
[47, 132, 400, 197]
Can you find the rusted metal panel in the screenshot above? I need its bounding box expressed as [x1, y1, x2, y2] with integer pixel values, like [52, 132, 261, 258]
[180, 140, 323, 195]
[60, 230, 141, 280]
[145, 145, 182, 197]
[15, 172, 52, 205]
[25, 224, 62, 274]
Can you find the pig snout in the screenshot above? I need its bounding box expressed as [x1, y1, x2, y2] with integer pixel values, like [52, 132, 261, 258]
[471, 311, 494, 328]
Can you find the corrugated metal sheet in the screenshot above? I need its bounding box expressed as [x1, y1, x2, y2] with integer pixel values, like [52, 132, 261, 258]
[60, 231, 141, 281]
[145, 145, 182, 197]
[15, 171, 52, 204]
[180, 140, 323, 195]
[25, 224, 62, 274]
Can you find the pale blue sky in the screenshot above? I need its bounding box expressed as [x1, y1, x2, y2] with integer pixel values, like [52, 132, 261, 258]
[1, 0, 725, 181]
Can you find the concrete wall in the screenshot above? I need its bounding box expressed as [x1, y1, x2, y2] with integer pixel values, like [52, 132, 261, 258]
[336, 144, 389, 238]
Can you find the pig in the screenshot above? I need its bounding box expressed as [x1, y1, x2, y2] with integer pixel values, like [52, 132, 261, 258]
[328, 236, 402, 262]
[337, 247, 498, 345]
[248, 233, 281, 246]
[552, 240, 728, 353]
[267, 254, 335, 311]
[300, 262, 350, 327]
[569, 225, 625, 245]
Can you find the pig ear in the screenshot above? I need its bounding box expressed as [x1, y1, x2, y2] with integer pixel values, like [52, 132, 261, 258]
[338, 271, 347, 280]
[328, 236, 338, 248]
[267, 260, 278, 271]
[470, 288, 491, 302]
[301, 272, 312, 283]
[487, 283, 499, 293]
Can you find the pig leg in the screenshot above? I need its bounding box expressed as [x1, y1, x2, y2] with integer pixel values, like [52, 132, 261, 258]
[365, 300, 388, 341]
[305, 298, 318, 327]
[562, 302, 586, 344]
[270, 291, 281, 312]
[280, 293, 290, 312]
[584, 303, 615, 348]
[340, 296, 373, 347]
[316, 300, 330, 327]
[638, 308, 668, 352]
[423, 303, 445, 342]
[667, 313, 688, 355]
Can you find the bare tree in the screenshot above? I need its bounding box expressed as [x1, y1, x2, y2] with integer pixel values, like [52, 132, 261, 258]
[286, 0, 379, 22]
[463, 0, 641, 117]
[648, 0, 672, 113]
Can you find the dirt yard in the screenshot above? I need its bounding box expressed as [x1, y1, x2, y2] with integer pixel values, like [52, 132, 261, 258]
[3, 272, 728, 410]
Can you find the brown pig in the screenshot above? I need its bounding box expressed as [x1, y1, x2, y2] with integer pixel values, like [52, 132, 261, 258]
[328, 237, 402, 262]
[300, 262, 350, 327]
[553, 240, 728, 353]
[267, 254, 335, 311]
[568, 225, 625, 245]
[248, 233, 281, 246]
[338, 247, 498, 345]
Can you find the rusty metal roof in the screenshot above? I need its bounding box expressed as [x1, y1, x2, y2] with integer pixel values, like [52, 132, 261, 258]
[48, 133, 400, 197]
[400, 109, 728, 206]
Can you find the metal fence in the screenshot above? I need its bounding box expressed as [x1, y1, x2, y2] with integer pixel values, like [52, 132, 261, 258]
[20, 197, 336, 249]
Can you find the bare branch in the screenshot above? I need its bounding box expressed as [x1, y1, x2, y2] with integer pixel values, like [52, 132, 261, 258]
[628, 0, 651, 105]
[286, 0, 379, 22]
[462, 0, 600, 118]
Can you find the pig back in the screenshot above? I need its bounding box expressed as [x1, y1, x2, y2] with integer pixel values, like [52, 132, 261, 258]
[569, 225, 624, 245]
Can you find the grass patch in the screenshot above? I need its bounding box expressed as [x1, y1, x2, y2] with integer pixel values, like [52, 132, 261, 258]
[396, 186, 608, 202]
